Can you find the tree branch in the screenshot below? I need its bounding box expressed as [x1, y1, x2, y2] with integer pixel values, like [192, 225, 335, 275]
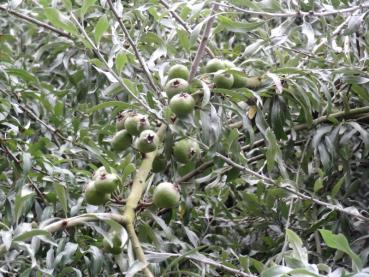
[189, 3, 219, 82]
[158, 0, 215, 58]
[145, 250, 255, 277]
[126, 223, 154, 277]
[107, 0, 161, 96]
[0, 5, 72, 39]
[70, 13, 161, 121]
[41, 213, 127, 233]
[121, 124, 166, 277]
[215, 152, 369, 222]
[242, 105, 369, 151]
[217, 2, 369, 17]
[175, 160, 213, 183]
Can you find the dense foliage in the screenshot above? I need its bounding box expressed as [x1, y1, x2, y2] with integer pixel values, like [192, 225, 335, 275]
[1, 0, 369, 276]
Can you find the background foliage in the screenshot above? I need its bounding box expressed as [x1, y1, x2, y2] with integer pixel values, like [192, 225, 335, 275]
[1, 0, 369, 276]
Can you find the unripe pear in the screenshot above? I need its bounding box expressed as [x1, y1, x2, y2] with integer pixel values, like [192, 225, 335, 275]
[165, 78, 189, 99]
[245, 76, 262, 89]
[93, 166, 107, 180]
[116, 110, 134, 131]
[85, 181, 110, 205]
[205, 58, 226, 73]
[167, 64, 189, 80]
[137, 130, 159, 153]
[223, 60, 236, 69]
[94, 172, 120, 193]
[214, 73, 234, 89]
[153, 182, 180, 208]
[111, 130, 132, 151]
[173, 139, 200, 164]
[232, 74, 248, 88]
[169, 93, 195, 118]
[124, 114, 149, 135]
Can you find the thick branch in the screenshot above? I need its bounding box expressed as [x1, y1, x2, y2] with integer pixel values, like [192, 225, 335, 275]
[107, 0, 160, 95]
[189, 3, 219, 82]
[123, 124, 167, 220]
[126, 223, 154, 277]
[121, 124, 166, 277]
[41, 213, 127, 233]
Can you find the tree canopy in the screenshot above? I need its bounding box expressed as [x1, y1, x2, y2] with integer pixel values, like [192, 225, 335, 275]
[1, 0, 369, 276]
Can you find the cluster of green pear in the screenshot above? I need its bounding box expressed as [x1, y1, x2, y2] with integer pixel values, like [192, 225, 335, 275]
[163, 59, 262, 108]
[85, 166, 120, 205]
[205, 58, 262, 89]
[82, 58, 263, 254]
[113, 111, 159, 153]
[164, 64, 196, 118]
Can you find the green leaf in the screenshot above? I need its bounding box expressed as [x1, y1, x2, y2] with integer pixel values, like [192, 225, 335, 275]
[121, 163, 136, 181]
[80, 0, 96, 17]
[6, 68, 38, 84]
[44, 8, 78, 35]
[319, 229, 363, 271]
[86, 101, 136, 114]
[331, 175, 345, 198]
[217, 15, 264, 33]
[265, 129, 279, 172]
[115, 52, 128, 73]
[286, 229, 308, 263]
[15, 189, 35, 223]
[94, 15, 109, 45]
[177, 29, 191, 51]
[62, 0, 73, 11]
[54, 183, 68, 217]
[22, 152, 32, 174]
[13, 229, 51, 241]
[313, 177, 323, 192]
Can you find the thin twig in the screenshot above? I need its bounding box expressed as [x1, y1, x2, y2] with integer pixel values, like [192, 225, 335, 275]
[332, 9, 360, 36]
[107, 0, 161, 95]
[189, 3, 219, 82]
[27, 176, 46, 203]
[145, 250, 255, 277]
[158, 0, 215, 58]
[0, 5, 72, 38]
[276, 199, 294, 264]
[175, 160, 213, 183]
[242, 105, 369, 151]
[70, 13, 161, 121]
[217, 2, 369, 17]
[215, 152, 369, 222]
[0, 146, 64, 184]
[1, 88, 70, 144]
